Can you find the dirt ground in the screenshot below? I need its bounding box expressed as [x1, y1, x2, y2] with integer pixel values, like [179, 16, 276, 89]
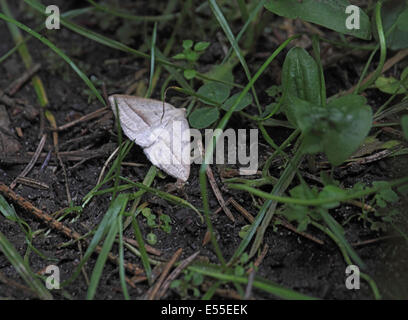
[0, 1, 407, 300]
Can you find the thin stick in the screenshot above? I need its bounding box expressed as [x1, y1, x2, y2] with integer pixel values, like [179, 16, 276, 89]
[6, 63, 41, 96]
[156, 250, 200, 299]
[247, 244, 269, 274]
[147, 248, 182, 300]
[197, 140, 235, 222]
[56, 107, 109, 131]
[0, 183, 143, 276]
[10, 133, 47, 189]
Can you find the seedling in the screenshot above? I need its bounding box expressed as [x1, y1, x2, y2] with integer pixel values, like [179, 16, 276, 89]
[173, 39, 210, 79]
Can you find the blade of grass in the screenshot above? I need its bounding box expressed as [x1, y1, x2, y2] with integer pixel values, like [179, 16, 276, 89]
[118, 214, 130, 300]
[86, 208, 124, 299]
[23, 0, 240, 88]
[0, 10, 106, 106]
[199, 34, 301, 266]
[0, 230, 53, 300]
[146, 22, 157, 98]
[188, 264, 317, 300]
[62, 194, 128, 286]
[209, 0, 261, 113]
[120, 176, 204, 222]
[131, 211, 152, 285]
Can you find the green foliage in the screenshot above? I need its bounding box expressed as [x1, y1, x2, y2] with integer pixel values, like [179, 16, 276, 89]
[170, 269, 204, 298]
[264, 0, 371, 40]
[141, 208, 172, 234]
[381, 1, 408, 50]
[189, 106, 220, 129]
[189, 81, 253, 128]
[372, 181, 399, 208]
[281, 181, 365, 268]
[146, 232, 157, 245]
[374, 67, 408, 94]
[173, 39, 210, 79]
[281, 47, 372, 166]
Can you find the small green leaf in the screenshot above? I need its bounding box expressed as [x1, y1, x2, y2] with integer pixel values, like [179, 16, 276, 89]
[221, 92, 253, 111]
[375, 76, 407, 95]
[146, 233, 157, 245]
[185, 50, 199, 62]
[239, 225, 251, 239]
[170, 279, 181, 288]
[184, 69, 196, 79]
[172, 53, 186, 60]
[192, 272, 204, 286]
[189, 107, 220, 129]
[182, 39, 193, 50]
[142, 208, 152, 218]
[234, 265, 245, 276]
[240, 252, 249, 264]
[197, 82, 231, 105]
[194, 41, 210, 51]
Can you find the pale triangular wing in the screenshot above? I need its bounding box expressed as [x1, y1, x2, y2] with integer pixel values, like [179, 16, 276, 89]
[109, 94, 190, 181]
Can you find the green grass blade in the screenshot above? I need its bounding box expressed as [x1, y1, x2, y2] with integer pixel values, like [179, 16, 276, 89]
[188, 264, 317, 300]
[63, 194, 128, 287]
[0, 11, 105, 106]
[0, 230, 53, 300]
[118, 214, 130, 300]
[146, 22, 157, 98]
[120, 176, 204, 222]
[86, 213, 121, 300]
[131, 212, 152, 284]
[209, 0, 261, 112]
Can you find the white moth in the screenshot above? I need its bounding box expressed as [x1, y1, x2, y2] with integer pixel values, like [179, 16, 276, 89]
[109, 94, 190, 181]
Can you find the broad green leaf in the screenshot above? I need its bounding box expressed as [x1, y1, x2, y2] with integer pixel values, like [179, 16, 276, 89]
[189, 107, 220, 129]
[281, 47, 321, 125]
[221, 92, 253, 111]
[323, 95, 372, 166]
[265, 0, 371, 40]
[197, 82, 231, 106]
[382, 1, 408, 50]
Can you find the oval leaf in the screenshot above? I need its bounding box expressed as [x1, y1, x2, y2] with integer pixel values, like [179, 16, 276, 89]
[265, 0, 371, 40]
[197, 82, 230, 106]
[323, 95, 372, 166]
[189, 107, 220, 129]
[281, 47, 322, 125]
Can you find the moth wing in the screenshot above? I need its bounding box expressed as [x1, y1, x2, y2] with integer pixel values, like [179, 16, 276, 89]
[109, 95, 173, 147]
[109, 94, 190, 181]
[143, 111, 190, 181]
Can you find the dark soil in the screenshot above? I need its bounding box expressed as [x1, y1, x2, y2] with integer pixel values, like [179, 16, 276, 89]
[0, 1, 407, 300]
